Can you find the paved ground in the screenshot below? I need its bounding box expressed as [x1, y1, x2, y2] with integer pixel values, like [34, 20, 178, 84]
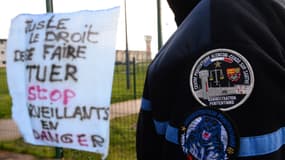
[110, 99, 141, 119]
[0, 119, 21, 141]
[0, 99, 141, 160]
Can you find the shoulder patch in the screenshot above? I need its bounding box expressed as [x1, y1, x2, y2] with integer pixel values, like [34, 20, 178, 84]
[190, 48, 254, 111]
[180, 108, 239, 160]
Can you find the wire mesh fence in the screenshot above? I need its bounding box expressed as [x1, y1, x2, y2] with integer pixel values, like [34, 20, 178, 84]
[0, 52, 150, 160]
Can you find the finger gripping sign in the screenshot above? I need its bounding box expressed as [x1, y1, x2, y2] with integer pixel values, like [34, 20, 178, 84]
[6, 7, 120, 159]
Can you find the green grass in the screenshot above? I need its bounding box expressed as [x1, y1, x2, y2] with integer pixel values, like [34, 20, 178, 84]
[0, 139, 55, 159]
[0, 67, 11, 118]
[111, 63, 147, 103]
[0, 94, 12, 118]
[0, 68, 9, 95]
[0, 114, 138, 160]
[108, 114, 137, 160]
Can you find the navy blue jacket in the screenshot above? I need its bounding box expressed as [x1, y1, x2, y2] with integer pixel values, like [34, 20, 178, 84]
[137, 0, 285, 159]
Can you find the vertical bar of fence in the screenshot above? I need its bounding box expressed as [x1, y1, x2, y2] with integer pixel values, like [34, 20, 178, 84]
[124, 0, 131, 89]
[46, 0, 53, 13]
[132, 57, 136, 99]
[157, 0, 163, 50]
[45, 0, 64, 159]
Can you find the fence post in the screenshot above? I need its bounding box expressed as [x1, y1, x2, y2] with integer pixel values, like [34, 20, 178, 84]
[157, 0, 163, 50]
[132, 57, 137, 99]
[45, 0, 64, 159]
[46, 0, 53, 12]
[124, 0, 131, 89]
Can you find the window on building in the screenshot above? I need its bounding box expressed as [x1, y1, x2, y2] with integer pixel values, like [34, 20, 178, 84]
[2, 61, 6, 64]
[1, 51, 4, 54]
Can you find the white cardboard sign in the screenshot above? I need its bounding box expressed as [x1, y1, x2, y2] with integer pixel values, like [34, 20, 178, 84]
[6, 7, 120, 158]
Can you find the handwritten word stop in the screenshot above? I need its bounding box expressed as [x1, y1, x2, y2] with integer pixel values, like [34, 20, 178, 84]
[28, 85, 75, 105]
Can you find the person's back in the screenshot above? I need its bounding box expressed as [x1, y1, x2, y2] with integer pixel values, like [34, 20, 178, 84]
[136, 0, 285, 159]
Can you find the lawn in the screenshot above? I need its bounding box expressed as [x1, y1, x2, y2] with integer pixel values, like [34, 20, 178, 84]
[0, 67, 11, 118]
[111, 62, 148, 103]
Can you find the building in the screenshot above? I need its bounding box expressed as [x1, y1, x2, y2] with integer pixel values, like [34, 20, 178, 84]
[116, 35, 152, 63]
[0, 39, 6, 67]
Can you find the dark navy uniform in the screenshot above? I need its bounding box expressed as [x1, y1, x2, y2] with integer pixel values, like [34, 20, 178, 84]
[136, 0, 285, 159]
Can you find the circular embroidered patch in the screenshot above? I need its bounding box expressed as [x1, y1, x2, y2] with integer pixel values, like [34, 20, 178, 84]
[180, 108, 239, 160]
[190, 49, 254, 111]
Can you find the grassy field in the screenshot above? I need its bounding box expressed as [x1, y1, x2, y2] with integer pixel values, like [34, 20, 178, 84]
[0, 67, 11, 118]
[111, 62, 148, 103]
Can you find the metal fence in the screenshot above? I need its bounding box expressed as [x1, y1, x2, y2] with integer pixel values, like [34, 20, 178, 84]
[0, 54, 150, 160]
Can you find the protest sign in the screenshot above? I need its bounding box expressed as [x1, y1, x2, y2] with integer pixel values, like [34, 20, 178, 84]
[6, 7, 120, 158]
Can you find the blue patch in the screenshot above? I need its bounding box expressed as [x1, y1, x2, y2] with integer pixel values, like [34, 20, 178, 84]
[180, 108, 239, 160]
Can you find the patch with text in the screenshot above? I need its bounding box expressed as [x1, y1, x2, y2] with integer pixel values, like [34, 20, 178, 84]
[190, 49, 254, 111]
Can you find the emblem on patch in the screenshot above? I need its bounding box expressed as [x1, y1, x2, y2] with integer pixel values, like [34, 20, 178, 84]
[190, 49, 254, 111]
[180, 108, 239, 160]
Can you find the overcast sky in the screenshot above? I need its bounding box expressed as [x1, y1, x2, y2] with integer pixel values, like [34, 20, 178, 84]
[0, 0, 177, 53]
